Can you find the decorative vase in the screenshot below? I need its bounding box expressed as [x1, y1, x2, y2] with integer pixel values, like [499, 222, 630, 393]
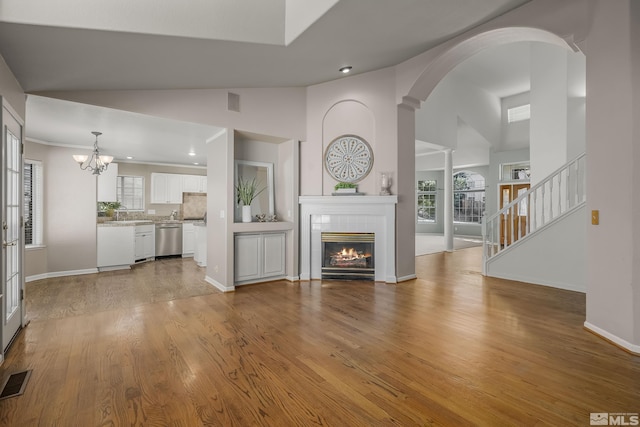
[242, 205, 252, 222]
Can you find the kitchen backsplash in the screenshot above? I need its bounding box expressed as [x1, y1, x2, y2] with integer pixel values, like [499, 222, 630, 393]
[182, 192, 207, 220]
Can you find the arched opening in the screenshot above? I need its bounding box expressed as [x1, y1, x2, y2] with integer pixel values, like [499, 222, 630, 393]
[402, 27, 586, 277]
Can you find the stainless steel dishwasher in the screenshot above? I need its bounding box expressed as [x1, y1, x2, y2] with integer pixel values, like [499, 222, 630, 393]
[155, 222, 183, 257]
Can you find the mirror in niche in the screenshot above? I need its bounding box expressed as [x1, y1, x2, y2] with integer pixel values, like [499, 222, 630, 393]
[234, 160, 274, 222]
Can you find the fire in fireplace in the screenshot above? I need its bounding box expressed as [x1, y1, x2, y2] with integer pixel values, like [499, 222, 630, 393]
[321, 232, 374, 280]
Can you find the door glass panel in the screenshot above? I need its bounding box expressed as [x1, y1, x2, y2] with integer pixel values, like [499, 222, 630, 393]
[4, 128, 21, 327]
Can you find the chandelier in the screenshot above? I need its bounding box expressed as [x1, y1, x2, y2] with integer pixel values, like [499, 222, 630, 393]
[72, 131, 113, 175]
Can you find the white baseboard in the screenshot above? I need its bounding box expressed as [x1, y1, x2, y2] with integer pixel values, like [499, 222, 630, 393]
[486, 271, 586, 293]
[285, 276, 300, 282]
[26, 268, 99, 283]
[385, 275, 398, 283]
[397, 274, 417, 282]
[205, 275, 235, 292]
[584, 321, 640, 355]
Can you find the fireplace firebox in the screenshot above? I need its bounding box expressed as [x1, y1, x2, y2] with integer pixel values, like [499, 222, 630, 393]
[321, 232, 374, 280]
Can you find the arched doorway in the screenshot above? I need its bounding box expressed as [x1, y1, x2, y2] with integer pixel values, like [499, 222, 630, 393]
[396, 27, 585, 280]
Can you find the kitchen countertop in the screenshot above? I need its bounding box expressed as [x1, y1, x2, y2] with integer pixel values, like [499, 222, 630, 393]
[98, 219, 205, 227]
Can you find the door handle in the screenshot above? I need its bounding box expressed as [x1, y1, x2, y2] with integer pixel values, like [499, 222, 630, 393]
[3, 240, 17, 248]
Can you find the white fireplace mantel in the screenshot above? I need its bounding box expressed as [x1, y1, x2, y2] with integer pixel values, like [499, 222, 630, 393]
[299, 195, 398, 282]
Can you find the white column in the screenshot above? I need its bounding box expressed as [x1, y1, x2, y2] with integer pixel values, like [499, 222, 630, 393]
[443, 149, 454, 252]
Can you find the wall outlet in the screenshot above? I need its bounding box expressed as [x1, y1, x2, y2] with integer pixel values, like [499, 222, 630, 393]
[214, 265, 219, 273]
[220, 210, 225, 218]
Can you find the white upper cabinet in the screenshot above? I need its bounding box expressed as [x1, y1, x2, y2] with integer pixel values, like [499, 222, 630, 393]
[183, 174, 207, 193]
[97, 163, 119, 202]
[151, 172, 207, 204]
[150, 173, 182, 204]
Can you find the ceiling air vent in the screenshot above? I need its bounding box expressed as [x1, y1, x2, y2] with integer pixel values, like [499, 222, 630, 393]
[228, 92, 240, 112]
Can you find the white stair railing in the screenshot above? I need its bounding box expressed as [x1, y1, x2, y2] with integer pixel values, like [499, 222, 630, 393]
[483, 153, 586, 265]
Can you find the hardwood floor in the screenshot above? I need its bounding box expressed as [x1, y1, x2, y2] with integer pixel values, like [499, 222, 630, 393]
[1, 248, 638, 426]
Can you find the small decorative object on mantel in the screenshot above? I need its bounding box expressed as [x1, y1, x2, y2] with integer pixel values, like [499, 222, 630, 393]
[268, 214, 278, 222]
[332, 182, 364, 196]
[255, 213, 266, 222]
[379, 172, 392, 195]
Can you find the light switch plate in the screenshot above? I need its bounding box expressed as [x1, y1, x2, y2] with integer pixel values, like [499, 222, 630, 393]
[591, 210, 599, 225]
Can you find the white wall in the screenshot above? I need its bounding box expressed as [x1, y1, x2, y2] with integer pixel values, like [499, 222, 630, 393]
[584, 0, 639, 351]
[501, 92, 530, 151]
[305, 67, 398, 196]
[530, 42, 569, 186]
[487, 206, 586, 292]
[0, 54, 25, 118]
[44, 145, 98, 274]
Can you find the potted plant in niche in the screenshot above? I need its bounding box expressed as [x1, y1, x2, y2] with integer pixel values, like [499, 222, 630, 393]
[334, 182, 358, 194]
[236, 176, 265, 222]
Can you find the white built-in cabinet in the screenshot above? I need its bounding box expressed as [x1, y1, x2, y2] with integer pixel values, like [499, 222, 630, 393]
[135, 224, 155, 261]
[182, 223, 195, 257]
[194, 224, 207, 267]
[97, 163, 119, 202]
[150, 173, 206, 204]
[182, 175, 207, 193]
[234, 232, 285, 284]
[97, 225, 135, 270]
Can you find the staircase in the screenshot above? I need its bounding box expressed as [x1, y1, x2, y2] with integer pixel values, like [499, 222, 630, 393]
[483, 154, 586, 280]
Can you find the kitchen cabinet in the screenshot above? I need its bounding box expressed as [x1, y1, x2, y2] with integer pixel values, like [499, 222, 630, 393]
[194, 224, 207, 267]
[97, 163, 119, 202]
[182, 223, 195, 257]
[150, 173, 183, 204]
[135, 224, 155, 261]
[97, 226, 135, 270]
[234, 232, 285, 284]
[182, 175, 207, 193]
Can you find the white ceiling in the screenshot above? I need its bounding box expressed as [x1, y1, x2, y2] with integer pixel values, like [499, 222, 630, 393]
[0, 0, 535, 165]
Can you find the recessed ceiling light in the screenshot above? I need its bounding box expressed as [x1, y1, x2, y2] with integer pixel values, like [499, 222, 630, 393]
[193, 162, 199, 165]
[126, 156, 133, 160]
[339, 66, 352, 74]
[188, 152, 196, 156]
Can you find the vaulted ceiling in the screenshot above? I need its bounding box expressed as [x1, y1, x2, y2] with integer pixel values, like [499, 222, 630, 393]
[0, 0, 534, 165]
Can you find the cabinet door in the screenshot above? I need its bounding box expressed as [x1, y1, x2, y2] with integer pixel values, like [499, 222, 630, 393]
[200, 176, 207, 193]
[234, 234, 261, 282]
[150, 173, 167, 204]
[167, 174, 183, 203]
[262, 233, 285, 277]
[135, 233, 144, 260]
[97, 163, 119, 202]
[182, 223, 195, 255]
[98, 226, 135, 267]
[182, 175, 201, 193]
[143, 232, 155, 258]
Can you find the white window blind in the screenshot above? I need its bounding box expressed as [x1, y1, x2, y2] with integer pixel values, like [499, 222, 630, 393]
[117, 176, 144, 210]
[24, 160, 43, 246]
[507, 104, 531, 123]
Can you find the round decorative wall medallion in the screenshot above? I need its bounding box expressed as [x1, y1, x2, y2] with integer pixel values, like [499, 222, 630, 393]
[324, 135, 373, 183]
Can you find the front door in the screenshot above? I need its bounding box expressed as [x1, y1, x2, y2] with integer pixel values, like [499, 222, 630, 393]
[499, 183, 530, 246]
[2, 103, 24, 352]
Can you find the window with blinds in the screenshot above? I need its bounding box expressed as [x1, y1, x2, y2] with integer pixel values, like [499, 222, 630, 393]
[24, 160, 43, 246]
[116, 176, 144, 210]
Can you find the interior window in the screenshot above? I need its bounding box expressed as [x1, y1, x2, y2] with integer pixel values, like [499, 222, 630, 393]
[24, 160, 44, 246]
[453, 171, 485, 224]
[116, 176, 145, 211]
[417, 180, 437, 223]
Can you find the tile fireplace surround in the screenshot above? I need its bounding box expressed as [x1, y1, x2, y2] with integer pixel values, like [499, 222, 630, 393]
[299, 196, 398, 282]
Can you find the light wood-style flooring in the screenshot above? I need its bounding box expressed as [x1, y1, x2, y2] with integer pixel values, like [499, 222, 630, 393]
[1, 249, 639, 426]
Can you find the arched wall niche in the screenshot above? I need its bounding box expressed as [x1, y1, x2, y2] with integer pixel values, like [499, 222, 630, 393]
[322, 99, 376, 195]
